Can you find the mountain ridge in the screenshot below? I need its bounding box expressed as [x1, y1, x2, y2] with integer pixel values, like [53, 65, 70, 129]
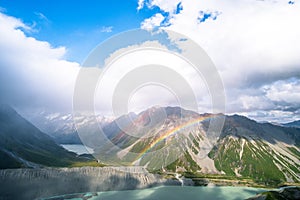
[283, 120, 300, 128]
[0, 105, 93, 169]
[1, 105, 299, 186]
[85, 106, 300, 185]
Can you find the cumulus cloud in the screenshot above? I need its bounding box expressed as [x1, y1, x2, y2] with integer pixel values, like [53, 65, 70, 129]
[137, 0, 145, 10]
[92, 40, 211, 116]
[138, 0, 300, 122]
[141, 13, 165, 30]
[265, 79, 300, 105]
[143, 0, 182, 13]
[238, 95, 274, 112]
[0, 12, 80, 112]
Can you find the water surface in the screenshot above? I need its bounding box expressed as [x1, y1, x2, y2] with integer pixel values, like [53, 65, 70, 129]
[61, 144, 94, 155]
[44, 186, 266, 200]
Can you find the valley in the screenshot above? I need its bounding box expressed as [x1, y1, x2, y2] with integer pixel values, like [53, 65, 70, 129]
[0, 105, 299, 199]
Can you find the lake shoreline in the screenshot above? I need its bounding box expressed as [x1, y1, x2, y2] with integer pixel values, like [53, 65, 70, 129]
[0, 166, 178, 200]
[0, 166, 299, 200]
[40, 185, 268, 200]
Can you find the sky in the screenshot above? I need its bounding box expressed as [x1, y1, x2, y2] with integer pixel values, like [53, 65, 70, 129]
[0, 0, 155, 62]
[0, 0, 300, 123]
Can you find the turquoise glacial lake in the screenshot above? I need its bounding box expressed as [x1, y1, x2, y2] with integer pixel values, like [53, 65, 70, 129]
[61, 144, 94, 155]
[43, 185, 267, 200]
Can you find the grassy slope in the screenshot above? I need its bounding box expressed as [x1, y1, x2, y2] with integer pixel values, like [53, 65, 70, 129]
[0, 149, 23, 169]
[208, 136, 300, 186]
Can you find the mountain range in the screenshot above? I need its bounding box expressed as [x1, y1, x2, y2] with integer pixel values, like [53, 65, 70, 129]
[0, 105, 299, 186]
[24, 110, 113, 144]
[283, 120, 300, 128]
[83, 106, 300, 185]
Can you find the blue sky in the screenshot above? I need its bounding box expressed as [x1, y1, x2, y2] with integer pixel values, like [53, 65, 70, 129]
[0, 0, 159, 62]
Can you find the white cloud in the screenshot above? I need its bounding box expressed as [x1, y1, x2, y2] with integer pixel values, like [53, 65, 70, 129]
[139, 0, 300, 122]
[100, 26, 113, 33]
[1, 2, 299, 123]
[0, 12, 31, 31]
[137, 0, 145, 10]
[149, 0, 181, 13]
[240, 110, 298, 124]
[265, 79, 300, 104]
[93, 40, 210, 116]
[238, 95, 274, 111]
[141, 13, 165, 30]
[0, 13, 80, 112]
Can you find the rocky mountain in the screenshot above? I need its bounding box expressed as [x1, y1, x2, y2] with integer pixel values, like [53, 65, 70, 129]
[88, 106, 300, 185]
[283, 120, 300, 128]
[23, 110, 113, 144]
[209, 115, 300, 185]
[1, 105, 299, 185]
[0, 105, 90, 169]
[247, 187, 300, 200]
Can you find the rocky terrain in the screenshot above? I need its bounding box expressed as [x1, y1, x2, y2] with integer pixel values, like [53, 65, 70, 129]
[0, 166, 178, 200]
[247, 186, 300, 200]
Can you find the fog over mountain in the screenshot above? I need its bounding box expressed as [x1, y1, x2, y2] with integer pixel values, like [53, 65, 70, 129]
[22, 110, 113, 144]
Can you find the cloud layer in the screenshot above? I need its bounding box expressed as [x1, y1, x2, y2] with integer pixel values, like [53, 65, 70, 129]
[138, 0, 300, 122]
[0, 13, 80, 112]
